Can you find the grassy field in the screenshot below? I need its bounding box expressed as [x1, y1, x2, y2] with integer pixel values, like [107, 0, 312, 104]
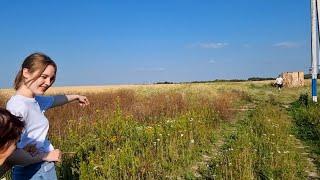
[0, 80, 318, 179]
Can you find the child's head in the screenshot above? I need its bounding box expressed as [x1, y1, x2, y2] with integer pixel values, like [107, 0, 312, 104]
[14, 52, 57, 95]
[0, 108, 24, 164]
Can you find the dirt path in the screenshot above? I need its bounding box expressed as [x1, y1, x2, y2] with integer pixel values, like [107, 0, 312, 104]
[190, 100, 320, 179]
[189, 103, 255, 178]
[282, 103, 320, 179]
[294, 138, 320, 179]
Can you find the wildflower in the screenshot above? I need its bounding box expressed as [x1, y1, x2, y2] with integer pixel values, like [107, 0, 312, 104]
[136, 126, 143, 131]
[277, 150, 281, 154]
[189, 118, 193, 122]
[190, 139, 195, 144]
[283, 151, 290, 154]
[159, 133, 162, 136]
[153, 142, 157, 146]
[110, 136, 117, 143]
[156, 138, 160, 142]
[95, 109, 100, 113]
[117, 148, 121, 151]
[180, 134, 184, 137]
[271, 134, 275, 136]
[228, 163, 232, 166]
[263, 134, 267, 136]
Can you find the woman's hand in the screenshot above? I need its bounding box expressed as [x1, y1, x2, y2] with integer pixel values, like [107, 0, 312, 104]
[78, 95, 90, 107]
[42, 149, 62, 162]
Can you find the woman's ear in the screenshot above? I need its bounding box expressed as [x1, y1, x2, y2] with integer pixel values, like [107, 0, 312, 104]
[22, 68, 31, 79]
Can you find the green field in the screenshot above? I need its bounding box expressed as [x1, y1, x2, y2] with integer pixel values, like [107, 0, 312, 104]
[1, 80, 319, 179]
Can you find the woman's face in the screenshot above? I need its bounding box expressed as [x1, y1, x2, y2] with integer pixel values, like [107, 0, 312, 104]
[25, 65, 56, 95]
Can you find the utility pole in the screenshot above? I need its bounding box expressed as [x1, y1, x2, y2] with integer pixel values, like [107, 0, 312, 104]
[311, 0, 319, 102]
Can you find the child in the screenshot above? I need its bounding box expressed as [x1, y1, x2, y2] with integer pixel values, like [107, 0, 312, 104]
[0, 108, 24, 166]
[0, 107, 63, 178]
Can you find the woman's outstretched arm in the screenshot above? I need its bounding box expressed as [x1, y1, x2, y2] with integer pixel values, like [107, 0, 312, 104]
[52, 95, 89, 107]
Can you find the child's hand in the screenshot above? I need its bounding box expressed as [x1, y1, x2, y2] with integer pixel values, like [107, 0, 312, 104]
[42, 149, 62, 162]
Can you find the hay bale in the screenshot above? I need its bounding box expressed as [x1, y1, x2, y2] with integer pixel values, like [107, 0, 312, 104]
[282, 72, 304, 87]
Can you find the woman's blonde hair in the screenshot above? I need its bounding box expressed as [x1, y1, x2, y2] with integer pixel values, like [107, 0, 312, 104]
[14, 53, 57, 90]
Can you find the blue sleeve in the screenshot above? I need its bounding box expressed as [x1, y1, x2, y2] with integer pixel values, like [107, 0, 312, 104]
[35, 96, 54, 111]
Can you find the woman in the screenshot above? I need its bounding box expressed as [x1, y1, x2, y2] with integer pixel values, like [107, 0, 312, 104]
[6, 53, 90, 179]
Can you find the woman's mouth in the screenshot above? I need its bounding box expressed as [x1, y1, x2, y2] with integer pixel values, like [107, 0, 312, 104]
[39, 86, 48, 91]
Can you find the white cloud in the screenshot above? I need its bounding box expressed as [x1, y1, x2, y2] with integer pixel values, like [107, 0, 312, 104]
[190, 42, 228, 49]
[135, 67, 166, 72]
[242, 44, 252, 48]
[273, 42, 300, 48]
[200, 42, 228, 49]
[208, 59, 216, 64]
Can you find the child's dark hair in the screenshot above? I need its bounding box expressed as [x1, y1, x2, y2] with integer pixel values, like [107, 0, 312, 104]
[0, 108, 24, 152]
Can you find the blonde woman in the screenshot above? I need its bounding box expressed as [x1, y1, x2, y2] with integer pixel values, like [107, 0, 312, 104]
[6, 53, 89, 180]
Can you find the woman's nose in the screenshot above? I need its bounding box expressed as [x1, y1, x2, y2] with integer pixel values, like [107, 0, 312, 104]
[45, 77, 51, 85]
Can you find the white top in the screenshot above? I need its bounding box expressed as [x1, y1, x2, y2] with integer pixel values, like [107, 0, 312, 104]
[275, 77, 283, 85]
[6, 94, 55, 153]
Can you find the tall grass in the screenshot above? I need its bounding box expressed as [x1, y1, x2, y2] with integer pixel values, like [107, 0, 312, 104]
[45, 89, 245, 179]
[290, 93, 320, 169]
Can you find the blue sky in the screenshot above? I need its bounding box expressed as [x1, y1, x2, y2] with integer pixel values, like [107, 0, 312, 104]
[0, 0, 310, 88]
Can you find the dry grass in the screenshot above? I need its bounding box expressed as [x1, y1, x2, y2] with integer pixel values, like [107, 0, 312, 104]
[46, 88, 243, 140]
